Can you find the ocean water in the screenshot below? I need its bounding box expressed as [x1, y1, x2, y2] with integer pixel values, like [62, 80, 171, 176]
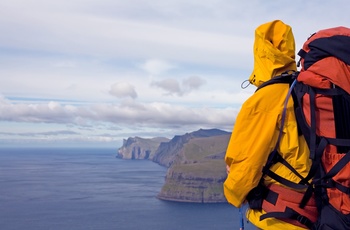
[0, 148, 255, 230]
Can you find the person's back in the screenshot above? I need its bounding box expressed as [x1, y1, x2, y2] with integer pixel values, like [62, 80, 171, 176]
[224, 20, 318, 229]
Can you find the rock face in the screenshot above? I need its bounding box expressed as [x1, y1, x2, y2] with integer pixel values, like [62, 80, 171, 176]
[157, 164, 227, 203]
[152, 128, 229, 167]
[156, 132, 231, 203]
[117, 136, 169, 160]
[117, 128, 231, 203]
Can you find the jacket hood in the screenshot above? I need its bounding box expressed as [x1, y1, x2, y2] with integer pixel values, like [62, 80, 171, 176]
[249, 20, 297, 87]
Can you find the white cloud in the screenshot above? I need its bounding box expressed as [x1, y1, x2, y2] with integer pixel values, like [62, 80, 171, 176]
[0, 97, 238, 129]
[182, 76, 206, 90]
[151, 78, 181, 95]
[151, 76, 206, 96]
[0, 130, 79, 137]
[109, 82, 138, 99]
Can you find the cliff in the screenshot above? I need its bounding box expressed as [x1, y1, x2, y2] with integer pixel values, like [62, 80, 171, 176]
[152, 128, 229, 167]
[117, 128, 231, 203]
[156, 133, 230, 203]
[117, 136, 169, 160]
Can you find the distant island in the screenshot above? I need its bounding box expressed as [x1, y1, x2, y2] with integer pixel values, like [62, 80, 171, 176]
[117, 128, 231, 203]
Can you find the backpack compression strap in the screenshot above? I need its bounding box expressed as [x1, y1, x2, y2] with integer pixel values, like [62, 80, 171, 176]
[295, 85, 350, 208]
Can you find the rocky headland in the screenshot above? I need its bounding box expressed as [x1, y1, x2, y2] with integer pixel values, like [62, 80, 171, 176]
[117, 128, 231, 203]
[117, 136, 169, 160]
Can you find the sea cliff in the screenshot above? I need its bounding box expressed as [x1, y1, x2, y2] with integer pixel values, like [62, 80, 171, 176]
[117, 128, 231, 203]
[117, 136, 169, 160]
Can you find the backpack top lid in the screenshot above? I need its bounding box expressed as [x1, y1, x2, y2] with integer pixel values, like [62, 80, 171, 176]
[249, 20, 297, 87]
[298, 26, 350, 94]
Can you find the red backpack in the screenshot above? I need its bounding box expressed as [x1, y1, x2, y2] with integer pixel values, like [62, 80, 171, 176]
[250, 27, 350, 229]
[295, 26, 350, 229]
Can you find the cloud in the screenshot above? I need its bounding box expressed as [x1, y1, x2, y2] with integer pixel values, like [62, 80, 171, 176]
[92, 101, 238, 129]
[151, 76, 206, 96]
[0, 98, 81, 124]
[151, 78, 181, 95]
[0, 97, 238, 130]
[109, 82, 138, 99]
[182, 75, 206, 90]
[0, 130, 79, 137]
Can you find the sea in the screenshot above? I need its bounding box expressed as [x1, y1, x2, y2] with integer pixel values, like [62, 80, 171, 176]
[0, 147, 256, 230]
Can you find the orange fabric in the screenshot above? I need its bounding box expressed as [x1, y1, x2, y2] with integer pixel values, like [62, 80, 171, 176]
[299, 58, 350, 94]
[297, 27, 350, 215]
[262, 184, 318, 228]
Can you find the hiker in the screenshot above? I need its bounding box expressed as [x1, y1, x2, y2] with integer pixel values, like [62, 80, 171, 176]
[223, 20, 318, 229]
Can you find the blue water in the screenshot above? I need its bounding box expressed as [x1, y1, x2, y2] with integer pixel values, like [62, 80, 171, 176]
[0, 148, 255, 230]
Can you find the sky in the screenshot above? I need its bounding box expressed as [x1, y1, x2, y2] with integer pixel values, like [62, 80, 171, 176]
[0, 0, 349, 148]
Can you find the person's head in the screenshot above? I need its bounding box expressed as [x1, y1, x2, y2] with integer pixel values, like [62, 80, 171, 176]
[249, 20, 297, 87]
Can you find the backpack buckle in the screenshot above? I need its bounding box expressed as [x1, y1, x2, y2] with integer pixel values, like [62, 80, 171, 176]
[323, 178, 336, 188]
[297, 215, 309, 225]
[297, 215, 313, 229]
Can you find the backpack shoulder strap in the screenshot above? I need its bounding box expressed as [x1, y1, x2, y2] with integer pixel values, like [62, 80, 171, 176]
[261, 77, 310, 189]
[256, 71, 298, 92]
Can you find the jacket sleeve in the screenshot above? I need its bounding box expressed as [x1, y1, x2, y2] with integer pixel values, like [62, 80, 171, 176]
[223, 87, 285, 207]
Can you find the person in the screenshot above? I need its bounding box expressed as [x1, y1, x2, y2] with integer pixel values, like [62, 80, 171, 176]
[223, 20, 318, 229]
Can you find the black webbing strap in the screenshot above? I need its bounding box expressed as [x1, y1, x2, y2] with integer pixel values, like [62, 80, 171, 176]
[325, 179, 350, 195]
[262, 151, 310, 190]
[327, 137, 350, 147]
[334, 180, 350, 195]
[293, 82, 311, 147]
[309, 87, 317, 159]
[260, 207, 314, 229]
[299, 137, 329, 208]
[298, 49, 307, 59]
[301, 138, 328, 184]
[300, 144, 350, 208]
[262, 80, 297, 171]
[323, 150, 350, 180]
[256, 71, 297, 92]
[318, 150, 350, 195]
[297, 49, 307, 67]
[265, 170, 308, 190]
[313, 87, 347, 96]
[273, 153, 307, 182]
[292, 83, 346, 150]
[261, 80, 311, 189]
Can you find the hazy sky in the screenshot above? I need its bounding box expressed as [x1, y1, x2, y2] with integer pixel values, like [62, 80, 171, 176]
[1, 0, 349, 148]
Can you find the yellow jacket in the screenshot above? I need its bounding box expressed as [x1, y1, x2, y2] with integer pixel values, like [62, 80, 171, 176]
[224, 20, 312, 230]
